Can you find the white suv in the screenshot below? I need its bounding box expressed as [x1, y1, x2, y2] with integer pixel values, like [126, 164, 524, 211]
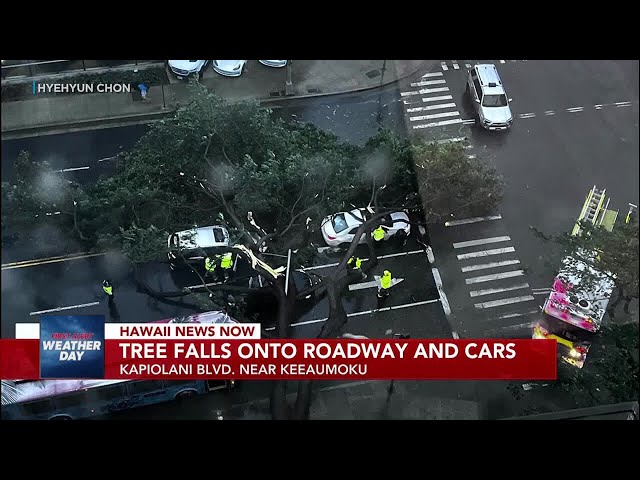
[167, 60, 208, 80]
[466, 64, 513, 131]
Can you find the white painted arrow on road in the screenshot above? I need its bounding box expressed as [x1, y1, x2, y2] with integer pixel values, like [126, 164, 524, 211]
[348, 276, 404, 291]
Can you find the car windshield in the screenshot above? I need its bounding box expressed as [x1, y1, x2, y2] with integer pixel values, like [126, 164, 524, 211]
[331, 214, 349, 233]
[482, 94, 508, 107]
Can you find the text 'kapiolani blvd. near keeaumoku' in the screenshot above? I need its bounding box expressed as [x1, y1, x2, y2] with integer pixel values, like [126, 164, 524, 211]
[1, 59, 637, 420]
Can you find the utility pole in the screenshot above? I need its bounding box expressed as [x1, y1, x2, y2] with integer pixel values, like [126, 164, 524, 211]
[376, 60, 387, 124]
[285, 60, 294, 96]
[284, 248, 292, 295]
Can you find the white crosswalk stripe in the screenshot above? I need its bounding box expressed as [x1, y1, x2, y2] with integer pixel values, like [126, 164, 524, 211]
[446, 212, 541, 328]
[401, 67, 462, 130]
[410, 111, 460, 122]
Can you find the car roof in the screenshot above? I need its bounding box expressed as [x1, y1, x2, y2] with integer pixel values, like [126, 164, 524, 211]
[343, 208, 366, 227]
[474, 64, 506, 93]
[176, 226, 227, 249]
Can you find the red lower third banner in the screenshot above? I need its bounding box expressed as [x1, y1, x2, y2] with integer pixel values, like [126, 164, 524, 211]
[0, 339, 557, 380]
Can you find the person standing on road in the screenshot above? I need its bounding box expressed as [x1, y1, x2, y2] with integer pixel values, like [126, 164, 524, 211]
[204, 256, 218, 281]
[377, 270, 392, 299]
[372, 225, 388, 244]
[102, 280, 114, 303]
[220, 252, 234, 281]
[347, 255, 367, 281]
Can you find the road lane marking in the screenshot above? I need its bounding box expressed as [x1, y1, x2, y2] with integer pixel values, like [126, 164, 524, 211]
[98, 155, 118, 162]
[492, 309, 540, 321]
[544, 110, 555, 116]
[465, 63, 472, 68]
[474, 295, 535, 309]
[466, 270, 525, 284]
[566, 106, 583, 112]
[616, 101, 632, 107]
[469, 283, 530, 297]
[452, 62, 459, 70]
[348, 277, 404, 291]
[401, 86, 450, 97]
[518, 113, 536, 119]
[2, 252, 107, 270]
[457, 246, 515, 260]
[441, 62, 448, 71]
[56, 166, 90, 173]
[406, 102, 457, 113]
[303, 249, 425, 271]
[30, 302, 101, 316]
[422, 95, 453, 103]
[445, 215, 502, 226]
[462, 119, 476, 125]
[499, 60, 506, 63]
[413, 118, 463, 129]
[422, 72, 444, 78]
[264, 299, 440, 331]
[431, 267, 451, 317]
[453, 236, 511, 249]
[461, 259, 520, 272]
[410, 111, 460, 122]
[409, 79, 447, 87]
[531, 287, 552, 296]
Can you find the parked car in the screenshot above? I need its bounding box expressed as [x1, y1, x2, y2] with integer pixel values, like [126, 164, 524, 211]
[167, 225, 230, 270]
[466, 64, 513, 131]
[259, 60, 288, 68]
[321, 207, 411, 247]
[167, 60, 209, 80]
[212, 60, 248, 77]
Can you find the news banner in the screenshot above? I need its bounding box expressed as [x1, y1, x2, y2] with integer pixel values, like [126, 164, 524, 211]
[0, 315, 557, 381]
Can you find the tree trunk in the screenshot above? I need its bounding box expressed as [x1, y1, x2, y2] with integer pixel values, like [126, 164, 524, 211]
[623, 296, 632, 314]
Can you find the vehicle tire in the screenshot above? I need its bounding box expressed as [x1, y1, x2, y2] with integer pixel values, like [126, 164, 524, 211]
[175, 390, 197, 399]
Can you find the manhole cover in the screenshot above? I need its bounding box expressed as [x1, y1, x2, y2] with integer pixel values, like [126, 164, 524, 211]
[366, 70, 381, 79]
[270, 91, 281, 97]
[307, 88, 321, 94]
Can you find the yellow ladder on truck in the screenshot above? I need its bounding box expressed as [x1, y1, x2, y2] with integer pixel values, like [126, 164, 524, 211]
[572, 185, 618, 236]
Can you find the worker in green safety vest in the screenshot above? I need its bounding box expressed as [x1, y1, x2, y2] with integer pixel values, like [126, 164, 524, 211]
[377, 270, 392, 299]
[102, 280, 114, 303]
[372, 225, 387, 242]
[205, 256, 218, 280]
[220, 252, 234, 281]
[347, 255, 367, 281]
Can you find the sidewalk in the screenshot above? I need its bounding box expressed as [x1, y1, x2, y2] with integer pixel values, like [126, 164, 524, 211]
[1, 60, 435, 138]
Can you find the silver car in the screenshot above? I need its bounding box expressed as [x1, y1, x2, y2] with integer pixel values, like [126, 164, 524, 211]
[466, 64, 513, 131]
[167, 225, 230, 269]
[212, 60, 247, 77]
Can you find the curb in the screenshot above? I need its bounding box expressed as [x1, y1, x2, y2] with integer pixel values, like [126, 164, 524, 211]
[1, 61, 434, 137]
[1, 109, 175, 139]
[259, 60, 433, 104]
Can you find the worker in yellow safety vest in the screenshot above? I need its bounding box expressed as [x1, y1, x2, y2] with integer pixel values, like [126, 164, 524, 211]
[347, 255, 367, 281]
[205, 256, 218, 280]
[220, 252, 234, 280]
[378, 270, 392, 299]
[372, 225, 387, 242]
[102, 280, 114, 303]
